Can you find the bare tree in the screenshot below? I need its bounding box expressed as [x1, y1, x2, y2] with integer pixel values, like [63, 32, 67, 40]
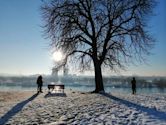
[41, 0, 155, 93]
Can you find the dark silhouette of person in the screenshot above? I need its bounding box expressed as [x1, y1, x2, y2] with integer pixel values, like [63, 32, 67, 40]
[131, 77, 136, 94]
[36, 75, 43, 93]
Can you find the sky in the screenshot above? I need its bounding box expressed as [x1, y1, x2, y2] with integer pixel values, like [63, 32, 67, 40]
[0, 0, 166, 76]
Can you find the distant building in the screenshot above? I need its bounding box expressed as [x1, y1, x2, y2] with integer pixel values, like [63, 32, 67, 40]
[52, 68, 58, 76]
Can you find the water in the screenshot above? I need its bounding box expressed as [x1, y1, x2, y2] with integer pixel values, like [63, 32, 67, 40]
[0, 82, 166, 94]
[0, 76, 166, 94]
[68, 85, 166, 94]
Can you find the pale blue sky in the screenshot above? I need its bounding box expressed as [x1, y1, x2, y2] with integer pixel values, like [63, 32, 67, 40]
[0, 0, 166, 76]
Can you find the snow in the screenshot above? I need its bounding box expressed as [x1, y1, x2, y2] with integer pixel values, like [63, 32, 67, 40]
[0, 90, 166, 124]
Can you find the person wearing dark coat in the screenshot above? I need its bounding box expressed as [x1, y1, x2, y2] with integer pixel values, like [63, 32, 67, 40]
[36, 75, 43, 93]
[131, 77, 136, 94]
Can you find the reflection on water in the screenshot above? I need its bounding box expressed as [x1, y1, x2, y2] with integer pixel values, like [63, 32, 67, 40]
[0, 84, 166, 94]
[0, 75, 166, 94]
[71, 86, 166, 94]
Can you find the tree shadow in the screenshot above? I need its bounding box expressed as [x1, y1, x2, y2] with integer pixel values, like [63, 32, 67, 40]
[101, 93, 166, 121]
[0, 93, 38, 124]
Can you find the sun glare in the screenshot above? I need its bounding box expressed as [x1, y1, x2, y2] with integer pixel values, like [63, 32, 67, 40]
[52, 51, 63, 62]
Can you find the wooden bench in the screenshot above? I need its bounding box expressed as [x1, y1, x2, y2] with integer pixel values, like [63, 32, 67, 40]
[48, 84, 65, 93]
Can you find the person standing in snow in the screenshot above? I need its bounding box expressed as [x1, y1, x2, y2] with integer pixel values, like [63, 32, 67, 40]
[36, 75, 43, 93]
[131, 77, 136, 94]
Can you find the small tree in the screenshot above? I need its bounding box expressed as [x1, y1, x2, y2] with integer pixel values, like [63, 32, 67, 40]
[41, 0, 155, 93]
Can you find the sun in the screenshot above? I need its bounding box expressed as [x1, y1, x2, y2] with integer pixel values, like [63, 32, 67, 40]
[52, 51, 63, 62]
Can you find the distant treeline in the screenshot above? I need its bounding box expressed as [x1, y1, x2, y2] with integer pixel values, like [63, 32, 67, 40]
[153, 78, 166, 88]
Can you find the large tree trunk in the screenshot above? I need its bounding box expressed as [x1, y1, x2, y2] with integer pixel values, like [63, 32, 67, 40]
[93, 61, 105, 93]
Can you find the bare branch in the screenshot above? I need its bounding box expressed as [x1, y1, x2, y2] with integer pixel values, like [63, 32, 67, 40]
[41, 0, 156, 92]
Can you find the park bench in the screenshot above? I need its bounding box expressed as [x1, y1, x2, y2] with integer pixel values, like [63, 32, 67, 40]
[48, 84, 65, 93]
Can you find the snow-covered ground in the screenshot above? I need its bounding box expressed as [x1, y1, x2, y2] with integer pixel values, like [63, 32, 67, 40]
[0, 90, 166, 125]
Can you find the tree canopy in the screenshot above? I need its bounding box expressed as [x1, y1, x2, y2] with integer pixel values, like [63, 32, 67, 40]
[41, 0, 155, 92]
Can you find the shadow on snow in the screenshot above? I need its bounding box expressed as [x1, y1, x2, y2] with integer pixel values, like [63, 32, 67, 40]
[44, 92, 67, 98]
[0, 93, 38, 124]
[101, 93, 166, 121]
